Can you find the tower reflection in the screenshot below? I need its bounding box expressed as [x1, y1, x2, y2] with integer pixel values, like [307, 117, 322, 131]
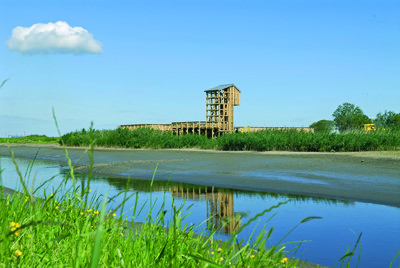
[169, 185, 241, 233]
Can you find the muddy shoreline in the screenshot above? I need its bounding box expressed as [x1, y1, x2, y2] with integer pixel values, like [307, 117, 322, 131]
[1, 143, 399, 207]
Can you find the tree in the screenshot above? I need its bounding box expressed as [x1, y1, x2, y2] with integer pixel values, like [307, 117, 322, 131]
[332, 103, 372, 133]
[375, 110, 400, 129]
[309, 120, 335, 133]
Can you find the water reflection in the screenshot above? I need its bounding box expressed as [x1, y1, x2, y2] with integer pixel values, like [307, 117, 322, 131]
[68, 171, 354, 234]
[169, 185, 241, 233]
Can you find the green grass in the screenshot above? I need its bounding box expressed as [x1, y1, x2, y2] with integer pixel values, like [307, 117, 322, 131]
[0, 135, 59, 144]
[61, 127, 400, 152]
[0, 149, 306, 267]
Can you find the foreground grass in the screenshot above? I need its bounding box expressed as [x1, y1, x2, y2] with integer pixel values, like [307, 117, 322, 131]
[61, 127, 400, 152]
[0, 135, 59, 144]
[1, 188, 302, 267]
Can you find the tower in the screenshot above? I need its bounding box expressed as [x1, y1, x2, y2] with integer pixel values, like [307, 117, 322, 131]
[205, 84, 240, 136]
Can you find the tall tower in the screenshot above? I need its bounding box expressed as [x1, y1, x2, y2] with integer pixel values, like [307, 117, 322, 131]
[205, 84, 240, 136]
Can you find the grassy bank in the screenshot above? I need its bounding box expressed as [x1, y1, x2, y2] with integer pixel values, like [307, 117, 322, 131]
[0, 135, 59, 144]
[61, 127, 400, 152]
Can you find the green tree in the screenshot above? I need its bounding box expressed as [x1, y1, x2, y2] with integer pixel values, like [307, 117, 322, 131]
[309, 120, 335, 133]
[375, 110, 400, 129]
[332, 102, 372, 133]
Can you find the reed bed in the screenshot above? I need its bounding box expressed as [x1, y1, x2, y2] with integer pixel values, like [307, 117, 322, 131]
[61, 128, 400, 152]
[0, 135, 59, 144]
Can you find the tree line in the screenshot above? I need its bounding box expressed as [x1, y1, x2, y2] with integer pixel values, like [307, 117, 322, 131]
[310, 102, 400, 133]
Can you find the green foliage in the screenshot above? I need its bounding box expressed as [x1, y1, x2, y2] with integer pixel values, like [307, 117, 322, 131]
[217, 129, 400, 152]
[375, 110, 400, 130]
[0, 135, 59, 144]
[332, 103, 372, 133]
[61, 127, 400, 152]
[61, 127, 217, 150]
[309, 120, 335, 134]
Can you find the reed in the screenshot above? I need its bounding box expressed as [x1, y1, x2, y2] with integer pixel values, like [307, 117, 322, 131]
[61, 128, 400, 152]
[0, 135, 59, 144]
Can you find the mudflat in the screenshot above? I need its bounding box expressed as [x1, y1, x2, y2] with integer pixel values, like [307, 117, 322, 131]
[1, 144, 399, 207]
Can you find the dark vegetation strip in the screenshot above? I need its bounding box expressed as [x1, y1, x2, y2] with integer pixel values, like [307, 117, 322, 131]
[61, 127, 400, 152]
[0, 135, 59, 144]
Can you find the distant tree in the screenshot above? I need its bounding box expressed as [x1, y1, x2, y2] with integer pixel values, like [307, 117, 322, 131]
[309, 120, 335, 133]
[332, 103, 372, 133]
[375, 110, 400, 129]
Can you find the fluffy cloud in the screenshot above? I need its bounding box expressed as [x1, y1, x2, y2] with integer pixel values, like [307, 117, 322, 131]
[6, 21, 103, 54]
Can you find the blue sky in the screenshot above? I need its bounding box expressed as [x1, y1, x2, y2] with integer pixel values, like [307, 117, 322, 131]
[1, 0, 399, 137]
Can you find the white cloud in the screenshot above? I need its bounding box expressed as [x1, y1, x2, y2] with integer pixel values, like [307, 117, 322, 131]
[6, 21, 103, 54]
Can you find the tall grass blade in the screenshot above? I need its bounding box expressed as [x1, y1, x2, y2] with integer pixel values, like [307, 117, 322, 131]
[90, 192, 108, 268]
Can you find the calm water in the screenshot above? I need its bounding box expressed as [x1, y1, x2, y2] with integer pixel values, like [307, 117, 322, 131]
[1, 156, 399, 268]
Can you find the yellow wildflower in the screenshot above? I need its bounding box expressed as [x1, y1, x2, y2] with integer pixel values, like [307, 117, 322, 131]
[87, 209, 92, 213]
[112, 213, 116, 217]
[94, 211, 99, 215]
[120, 233, 124, 236]
[281, 257, 288, 264]
[14, 250, 22, 257]
[80, 212, 84, 215]
[89, 189, 92, 193]
[211, 252, 214, 255]
[251, 254, 255, 258]
[217, 248, 222, 252]
[219, 257, 224, 261]
[55, 206, 59, 210]
[10, 222, 21, 236]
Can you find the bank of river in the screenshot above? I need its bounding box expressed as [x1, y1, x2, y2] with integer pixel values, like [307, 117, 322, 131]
[1, 144, 400, 267]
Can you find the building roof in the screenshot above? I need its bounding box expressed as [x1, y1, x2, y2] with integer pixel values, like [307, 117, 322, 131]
[204, 84, 240, 92]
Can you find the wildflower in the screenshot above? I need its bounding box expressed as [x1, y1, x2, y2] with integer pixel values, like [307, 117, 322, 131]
[251, 255, 255, 258]
[80, 212, 84, 215]
[218, 248, 223, 252]
[211, 252, 214, 255]
[229, 262, 231, 265]
[219, 257, 224, 261]
[14, 250, 22, 257]
[10, 222, 21, 236]
[89, 189, 92, 193]
[120, 233, 124, 237]
[281, 257, 288, 264]
[55, 206, 59, 210]
[112, 213, 116, 217]
[87, 209, 92, 213]
[94, 211, 99, 215]
[25, 196, 29, 201]
[75, 193, 79, 196]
